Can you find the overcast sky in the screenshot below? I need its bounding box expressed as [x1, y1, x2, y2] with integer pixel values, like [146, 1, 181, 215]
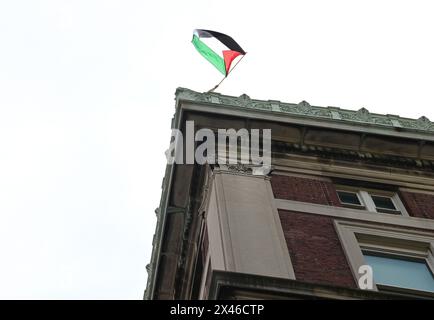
[1, 0, 434, 299]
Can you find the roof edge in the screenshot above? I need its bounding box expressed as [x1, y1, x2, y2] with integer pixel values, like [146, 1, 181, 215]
[175, 87, 434, 137]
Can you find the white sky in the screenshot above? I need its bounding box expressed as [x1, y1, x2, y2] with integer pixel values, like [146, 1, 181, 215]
[1, 0, 434, 299]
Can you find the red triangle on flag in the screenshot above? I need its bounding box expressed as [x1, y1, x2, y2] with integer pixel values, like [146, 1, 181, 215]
[223, 50, 242, 75]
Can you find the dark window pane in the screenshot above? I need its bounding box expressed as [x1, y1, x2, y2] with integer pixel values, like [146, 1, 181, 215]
[337, 191, 361, 205]
[372, 195, 396, 210]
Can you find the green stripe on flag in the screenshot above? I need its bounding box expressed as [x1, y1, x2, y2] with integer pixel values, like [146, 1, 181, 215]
[192, 35, 226, 76]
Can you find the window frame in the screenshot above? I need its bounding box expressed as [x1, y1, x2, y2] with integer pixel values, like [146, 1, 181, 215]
[370, 194, 401, 215]
[336, 190, 365, 209]
[335, 220, 434, 297]
[361, 250, 434, 293]
[335, 185, 409, 217]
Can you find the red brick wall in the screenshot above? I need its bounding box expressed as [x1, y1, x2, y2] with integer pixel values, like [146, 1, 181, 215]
[399, 191, 434, 219]
[271, 175, 341, 206]
[278, 210, 356, 288]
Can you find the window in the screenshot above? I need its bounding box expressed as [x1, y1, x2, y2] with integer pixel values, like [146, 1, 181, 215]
[371, 195, 400, 214]
[336, 187, 407, 216]
[335, 220, 434, 297]
[337, 191, 363, 208]
[363, 252, 434, 293]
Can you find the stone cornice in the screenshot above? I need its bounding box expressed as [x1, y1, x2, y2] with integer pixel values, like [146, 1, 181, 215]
[175, 87, 434, 134]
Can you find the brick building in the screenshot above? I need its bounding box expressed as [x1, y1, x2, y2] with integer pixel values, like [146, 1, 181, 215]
[145, 88, 434, 299]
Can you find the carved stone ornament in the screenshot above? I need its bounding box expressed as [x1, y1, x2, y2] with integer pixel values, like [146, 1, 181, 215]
[216, 163, 272, 176]
[297, 100, 311, 114]
[417, 116, 431, 130]
[354, 107, 370, 121]
[237, 94, 252, 107]
[225, 163, 252, 174]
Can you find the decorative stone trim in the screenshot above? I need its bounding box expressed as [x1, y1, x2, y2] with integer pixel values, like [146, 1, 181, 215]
[213, 163, 272, 178]
[176, 88, 434, 133]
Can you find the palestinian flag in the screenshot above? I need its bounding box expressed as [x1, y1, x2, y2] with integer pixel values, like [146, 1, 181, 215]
[192, 29, 246, 76]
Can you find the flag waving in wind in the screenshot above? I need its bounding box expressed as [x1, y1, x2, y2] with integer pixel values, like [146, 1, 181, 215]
[192, 29, 246, 77]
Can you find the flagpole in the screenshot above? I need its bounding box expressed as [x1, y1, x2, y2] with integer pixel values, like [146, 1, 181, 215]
[207, 54, 246, 93]
[207, 76, 226, 93]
